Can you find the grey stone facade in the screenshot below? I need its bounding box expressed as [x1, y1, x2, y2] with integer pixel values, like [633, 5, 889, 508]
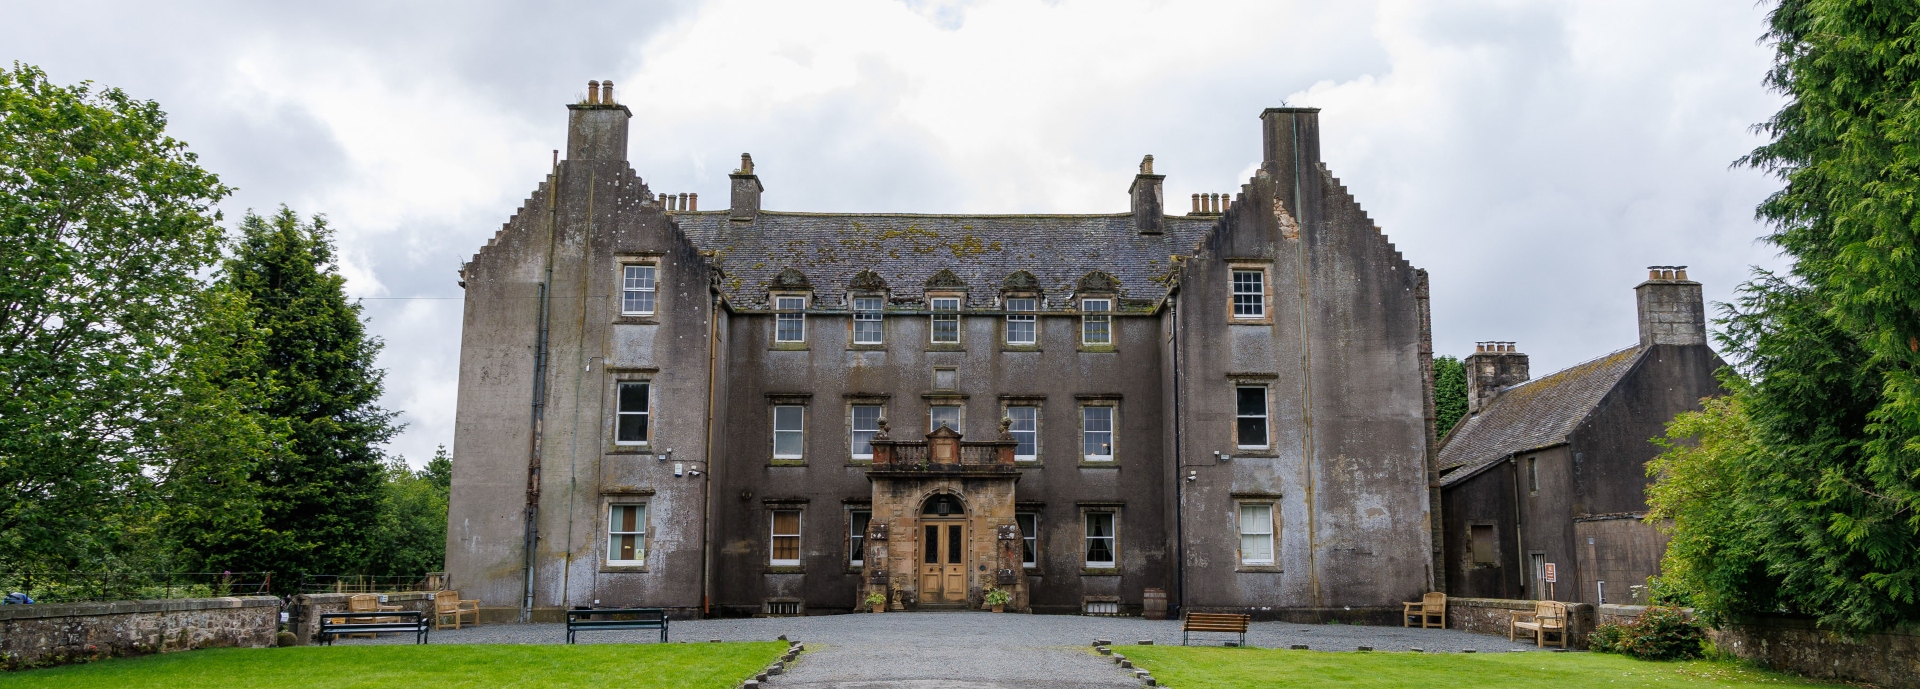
[1438, 268, 1725, 605]
[446, 83, 1436, 622]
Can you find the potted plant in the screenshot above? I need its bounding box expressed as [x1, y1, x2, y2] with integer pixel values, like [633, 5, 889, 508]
[865, 589, 888, 613]
[984, 587, 1012, 613]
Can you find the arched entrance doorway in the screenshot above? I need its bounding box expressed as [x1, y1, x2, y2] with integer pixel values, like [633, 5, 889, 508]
[920, 494, 967, 603]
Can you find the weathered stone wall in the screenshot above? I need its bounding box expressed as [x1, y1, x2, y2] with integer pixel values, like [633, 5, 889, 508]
[287, 591, 440, 646]
[0, 596, 278, 669]
[1598, 605, 1919, 689]
[1444, 597, 1595, 649]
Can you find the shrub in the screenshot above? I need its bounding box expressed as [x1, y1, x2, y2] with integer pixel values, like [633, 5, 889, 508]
[1588, 607, 1706, 661]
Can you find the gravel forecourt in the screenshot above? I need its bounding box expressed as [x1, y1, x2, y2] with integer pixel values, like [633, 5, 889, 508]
[330, 612, 1553, 687]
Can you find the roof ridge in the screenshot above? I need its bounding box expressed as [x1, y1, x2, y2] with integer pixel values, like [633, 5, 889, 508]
[672, 210, 1171, 220]
[1502, 344, 1642, 393]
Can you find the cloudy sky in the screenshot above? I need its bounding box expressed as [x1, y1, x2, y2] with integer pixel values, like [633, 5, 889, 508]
[7, 0, 1786, 466]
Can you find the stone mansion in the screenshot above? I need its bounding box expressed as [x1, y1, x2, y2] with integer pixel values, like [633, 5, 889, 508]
[446, 81, 1439, 621]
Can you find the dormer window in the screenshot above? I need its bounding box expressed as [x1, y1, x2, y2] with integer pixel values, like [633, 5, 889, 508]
[930, 297, 961, 343]
[1005, 297, 1037, 345]
[1080, 299, 1112, 345]
[775, 296, 808, 342]
[852, 297, 884, 345]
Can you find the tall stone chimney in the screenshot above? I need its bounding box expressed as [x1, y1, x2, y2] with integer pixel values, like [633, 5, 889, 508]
[731, 153, 762, 222]
[1466, 341, 1530, 414]
[1129, 155, 1164, 234]
[567, 79, 630, 161]
[1260, 107, 1322, 230]
[1636, 266, 1707, 347]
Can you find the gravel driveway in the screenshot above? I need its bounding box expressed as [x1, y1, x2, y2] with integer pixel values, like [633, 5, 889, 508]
[331, 612, 1550, 687]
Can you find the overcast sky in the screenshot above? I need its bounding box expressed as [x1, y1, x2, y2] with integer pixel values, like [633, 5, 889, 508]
[7, 0, 1786, 466]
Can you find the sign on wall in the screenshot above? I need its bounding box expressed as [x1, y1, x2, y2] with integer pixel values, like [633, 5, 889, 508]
[1544, 562, 1558, 583]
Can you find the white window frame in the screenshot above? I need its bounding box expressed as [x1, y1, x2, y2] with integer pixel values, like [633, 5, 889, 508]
[775, 296, 807, 343]
[770, 509, 803, 567]
[1008, 405, 1039, 461]
[772, 405, 805, 459]
[614, 381, 651, 446]
[1084, 511, 1117, 568]
[1237, 502, 1275, 566]
[848, 509, 871, 567]
[1081, 298, 1111, 345]
[1005, 297, 1037, 345]
[930, 297, 961, 343]
[607, 503, 648, 565]
[622, 264, 657, 315]
[1231, 269, 1265, 319]
[929, 404, 962, 432]
[1015, 512, 1039, 568]
[1081, 405, 1114, 461]
[1236, 385, 1270, 449]
[852, 296, 884, 345]
[850, 404, 884, 460]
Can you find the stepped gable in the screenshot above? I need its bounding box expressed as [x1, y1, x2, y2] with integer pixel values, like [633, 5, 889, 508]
[1437, 346, 1646, 485]
[670, 211, 1215, 309]
[1320, 164, 1414, 274]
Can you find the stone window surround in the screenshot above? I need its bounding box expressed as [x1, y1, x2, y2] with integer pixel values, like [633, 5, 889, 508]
[1227, 261, 1275, 325]
[927, 291, 965, 346]
[1075, 394, 1121, 465]
[1077, 502, 1123, 574]
[1078, 297, 1115, 348]
[1000, 395, 1047, 463]
[604, 367, 657, 454]
[923, 393, 967, 435]
[600, 491, 655, 573]
[1467, 521, 1500, 568]
[1224, 373, 1279, 457]
[610, 251, 664, 325]
[845, 501, 872, 571]
[1232, 493, 1281, 572]
[1014, 510, 1040, 571]
[768, 393, 810, 463]
[1000, 290, 1043, 348]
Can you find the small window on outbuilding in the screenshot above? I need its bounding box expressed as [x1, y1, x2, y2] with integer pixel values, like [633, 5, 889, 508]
[1470, 524, 1497, 565]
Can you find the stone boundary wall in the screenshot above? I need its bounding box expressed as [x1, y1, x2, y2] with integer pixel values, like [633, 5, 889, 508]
[1600, 604, 1918, 689]
[1444, 597, 1596, 649]
[0, 596, 279, 670]
[288, 591, 441, 646]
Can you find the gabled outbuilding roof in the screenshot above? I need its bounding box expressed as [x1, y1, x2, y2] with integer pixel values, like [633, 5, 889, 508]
[1437, 346, 1645, 486]
[669, 211, 1217, 310]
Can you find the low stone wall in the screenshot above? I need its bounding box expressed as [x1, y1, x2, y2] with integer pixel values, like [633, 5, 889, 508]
[1707, 613, 1916, 689]
[0, 596, 279, 670]
[1444, 597, 1595, 649]
[288, 591, 441, 645]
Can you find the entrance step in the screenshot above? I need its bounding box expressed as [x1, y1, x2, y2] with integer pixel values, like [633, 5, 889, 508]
[916, 603, 972, 611]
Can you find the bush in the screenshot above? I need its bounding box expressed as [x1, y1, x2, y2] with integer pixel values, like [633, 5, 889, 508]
[1589, 607, 1706, 661]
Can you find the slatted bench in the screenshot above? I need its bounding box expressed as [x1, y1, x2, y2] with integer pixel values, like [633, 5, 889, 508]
[319, 610, 429, 645]
[566, 607, 668, 644]
[1181, 612, 1250, 647]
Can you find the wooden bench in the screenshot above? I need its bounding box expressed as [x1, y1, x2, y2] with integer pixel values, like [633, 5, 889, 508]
[566, 607, 668, 644]
[1181, 612, 1250, 647]
[1403, 592, 1446, 629]
[319, 611, 429, 645]
[434, 590, 480, 630]
[1509, 600, 1569, 648]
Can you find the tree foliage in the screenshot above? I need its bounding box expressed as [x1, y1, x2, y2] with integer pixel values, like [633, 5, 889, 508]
[0, 63, 233, 571]
[1433, 355, 1468, 438]
[1650, 0, 1920, 633]
[366, 445, 451, 578]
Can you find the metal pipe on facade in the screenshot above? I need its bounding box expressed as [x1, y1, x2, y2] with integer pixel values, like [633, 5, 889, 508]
[523, 153, 560, 622]
[701, 291, 721, 616]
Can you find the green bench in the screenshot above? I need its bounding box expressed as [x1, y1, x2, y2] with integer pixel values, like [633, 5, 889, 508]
[566, 607, 668, 644]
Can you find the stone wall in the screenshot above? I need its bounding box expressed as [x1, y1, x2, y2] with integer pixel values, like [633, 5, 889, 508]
[287, 591, 442, 646]
[1599, 605, 1919, 689]
[1444, 597, 1595, 649]
[0, 596, 279, 670]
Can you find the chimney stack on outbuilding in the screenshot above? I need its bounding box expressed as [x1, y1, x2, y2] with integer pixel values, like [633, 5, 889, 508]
[566, 79, 630, 161]
[1465, 341, 1530, 414]
[1129, 155, 1164, 234]
[731, 153, 763, 222]
[1636, 265, 1706, 347]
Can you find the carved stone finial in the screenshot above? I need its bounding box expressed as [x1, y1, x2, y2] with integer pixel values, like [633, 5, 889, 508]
[998, 416, 1014, 441]
[874, 418, 891, 440]
[1140, 155, 1154, 175]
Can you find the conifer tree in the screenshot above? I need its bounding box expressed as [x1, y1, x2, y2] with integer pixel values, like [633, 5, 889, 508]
[220, 208, 398, 580]
[1432, 355, 1468, 438]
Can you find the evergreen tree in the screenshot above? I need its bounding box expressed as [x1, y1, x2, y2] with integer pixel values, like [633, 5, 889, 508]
[219, 208, 398, 581]
[0, 64, 233, 571]
[1432, 355, 1468, 438]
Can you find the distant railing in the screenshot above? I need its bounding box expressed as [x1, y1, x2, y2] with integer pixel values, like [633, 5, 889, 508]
[959, 444, 1005, 465]
[297, 573, 445, 594]
[0, 572, 273, 604]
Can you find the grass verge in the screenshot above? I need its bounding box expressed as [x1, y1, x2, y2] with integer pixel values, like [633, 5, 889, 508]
[0, 642, 787, 689]
[1115, 645, 1851, 689]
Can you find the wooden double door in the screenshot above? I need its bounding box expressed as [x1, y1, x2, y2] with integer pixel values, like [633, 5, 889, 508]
[920, 519, 967, 602]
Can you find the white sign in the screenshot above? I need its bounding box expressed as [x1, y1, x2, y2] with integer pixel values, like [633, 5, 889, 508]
[1544, 563, 1558, 583]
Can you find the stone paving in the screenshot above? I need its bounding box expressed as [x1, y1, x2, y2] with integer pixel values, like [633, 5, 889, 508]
[332, 612, 1554, 687]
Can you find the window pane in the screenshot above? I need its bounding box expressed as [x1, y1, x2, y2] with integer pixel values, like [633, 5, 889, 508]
[1006, 299, 1037, 345]
[1239, 504, 1272, 564]
[609, 504, 646, 562]
[1016, 513, 1038, 566]
[853, 297, 883, 344]
[1009, 406, 1037, 458]
[1236, 387, 1266, 416]
[619, 382, 648, 412]
[1083, 406, 1113, 458]
[851, 405, 882, 457]
[777, 297, 806, 310]
[849, 511, 870, 565]
[616, 383, 649, 443]
[1085, 513, 1115, 565]
[776, 313, 805, 342]
[930, 406, 960, 432]
[1237, 417, 1268, 448]
[1081, 300, 1111, 344]
[623, 265, 658, 315]
[1232, 270, 1264, 318]
[931, 298, 960, 343]
[772, 511, 801, 563]
[773, 406, 804, 458]
[924, 525, 939, 563]
[1236, 386, 1267, 448]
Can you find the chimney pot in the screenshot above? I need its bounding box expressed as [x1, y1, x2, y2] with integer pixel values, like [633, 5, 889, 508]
[678, 193, 688, 210]
[601, 80, 614, 105]
[1128, 156, 1165, 234]
[587, 80, 600, 104]
[1140, 155, 1154, 175]
[689, 192, 698, 211]
[1637, 265, 1707, 346]
[1192, 194, 1200, 214]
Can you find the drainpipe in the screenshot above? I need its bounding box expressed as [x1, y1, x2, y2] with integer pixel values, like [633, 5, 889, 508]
[701, 290, 720, 616]
[522, 152, 561, 622]
[1170, 292, 1185, 619]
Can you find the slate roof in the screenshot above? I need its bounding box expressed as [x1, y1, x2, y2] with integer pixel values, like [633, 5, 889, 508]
[1437, 346, 1645, 486]
[670, 211, 1218, 310]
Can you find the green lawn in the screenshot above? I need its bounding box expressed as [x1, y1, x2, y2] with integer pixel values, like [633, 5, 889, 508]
[1115, 646, 1850, 689]
[0, 642, 787, 689]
